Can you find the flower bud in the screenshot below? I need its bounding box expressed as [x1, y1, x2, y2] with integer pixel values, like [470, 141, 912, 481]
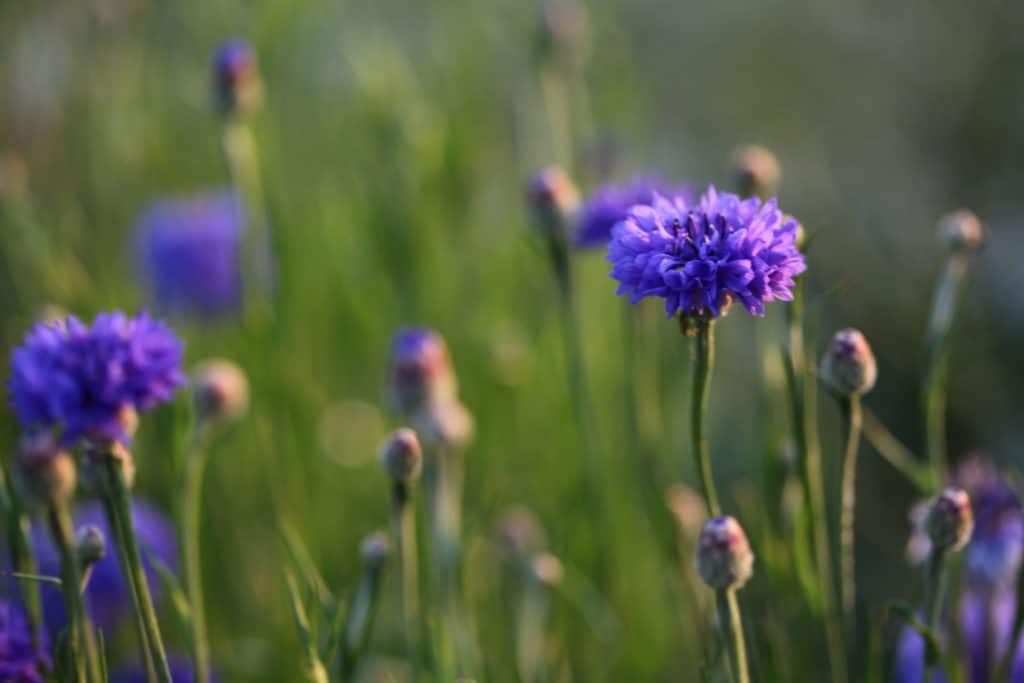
[530, 552, 565, 586]
[13, 433, 77, 508]
[732, 145, 781, 199]
[360, 531, 392, 571]
[535, 0, 589, 66]
[665, 483, 706, 542]
[75, 525, 107, 568]
[527, 166, 580, 240]
[695, 516, 755, 591]
[387, 328, 457, 418]
[193, 358, 250, 426]
[926, 486, 974, 552]
[414, 399, 475, 452]
[379, 428, 422, 482]
[212, 39, 263, 117]
[81, 439, 136, 493]
[496, 506, 547, 560]
[938, 209, 984, 255]
[820, 328, 877, 397]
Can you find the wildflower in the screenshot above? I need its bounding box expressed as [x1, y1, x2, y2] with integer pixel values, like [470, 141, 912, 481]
[527, 166, 580, 242]
[926, 487, 974, 552]
[380, 428, 423, 482]
[9, 312, 184, 445]
[31, 499, 178, 636]
[0, 600, 50, 683]
[12, 432, 76, 508]
[212, 39, 262, 117]
[193, 358, 249, 425]
[820, 328, 877, 397]
[387, 328, 458, 418]
[574, 177, 694, 248]
[732, 145, 781, 199]
[695, 516, 754, 591]
[607, 186, 805, 318]
[75, 524, 106, 568]
[937, 210, 984, 255]
[134, 192, 245, 320]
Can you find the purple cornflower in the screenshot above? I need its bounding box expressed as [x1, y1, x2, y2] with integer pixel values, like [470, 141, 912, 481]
[31, 499, 178, 637]
[607, 186, 805, 318]
[0, 600, 49, 683]
[573, 177, 693, 248]
[8, 311, 185, 444]
[134, 192, 245, 320]
[212, 39, 262, 116]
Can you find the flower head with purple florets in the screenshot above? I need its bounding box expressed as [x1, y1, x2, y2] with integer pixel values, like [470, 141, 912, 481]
[607, 186, 805, 318]
[8, 311, 185, 444]
[212, 38, 262, 116]
[134, 192, 245, 320]
[574, 177, 693, 248]
[0, 600, 50, 683]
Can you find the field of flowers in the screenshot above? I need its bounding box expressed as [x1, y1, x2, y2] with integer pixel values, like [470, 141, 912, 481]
[2, 1, 1024, 682]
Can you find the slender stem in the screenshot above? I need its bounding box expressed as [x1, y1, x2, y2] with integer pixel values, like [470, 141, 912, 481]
[839, 395, 863, 631]
[781, 288, 847, 683]
[338, 561, 387, 682]
[183, 428, 212, 683]
[923, 548, 949, 678]
[391, 481, 420, 674]
[691, 319, 721, 517]
[100, 456, 173, 683]
[47, 501, 101, 683]
[715, 589, 750, 683]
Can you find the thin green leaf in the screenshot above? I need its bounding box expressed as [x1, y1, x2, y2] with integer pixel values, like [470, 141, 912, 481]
[278, 519, 334, 607]
[150, 555, 194, 643]
[5, 571, 62, 586]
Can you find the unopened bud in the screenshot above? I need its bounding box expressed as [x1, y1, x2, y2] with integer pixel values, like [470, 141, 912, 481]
[695, 516, 755, 591]
[820, 328, 877, 397]
[379, 428, 422, 482]
[938, 209, 984, 255]
[360, 531, 392, 570]
[387, 328, 457, 418]
[527, 166, 580, 240]
[81, 439, 136, 493]
[212, 39, 263, 117]
[496, 506, 547, 560]
[14, 433, 77, 508]
[530, 552, 564, 586]
[75, 525, 106, 567]
[732, 145, 781, 199]
[414, 400, 474, 452]
[926, 487, 974, 552]
[665, 483, 706, 542]
[535, 0, 588, 66]
[193, 358, 250, 425]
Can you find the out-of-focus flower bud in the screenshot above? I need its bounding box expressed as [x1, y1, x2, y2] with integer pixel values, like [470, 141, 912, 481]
[938, 209, 984, 255]
[360, 531, 392, 571]
[193, 358, 250, 426]
[732, 145, 781, 199]
[535, 0, 589, 67]
[13, 433, 76, 508]
[387, 328, 457, 419]
[496, 506, 547, 560]
[530, 552, 564, 586]
[665, 483, 706, 543]
[926, 486, 974, 552]
[695, 516, 755, 591]
[414, 400, 474, 452]
[820, 328, 877, 397]
[212, 39, 263, 117]
[75, 524, 106, 568]
[81, 438, 136, 493]
[379, 428, 422, 482]
[527, 166, 580, 241]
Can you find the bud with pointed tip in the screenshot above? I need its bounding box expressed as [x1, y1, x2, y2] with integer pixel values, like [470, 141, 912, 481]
[380, 428, 422, 482]
[695, 516, 755, 591]
[938, 209, 984, 255]
[193, 358, 250, 426]
[926, 486, 974, 552]
[13, 433, 77, 508]
[75, 525, 107, 568]
[732, 145, 781, 199]
[527, 166, 580, 241]
[820, 328, 877, 397]
[360, 531, 392, 571]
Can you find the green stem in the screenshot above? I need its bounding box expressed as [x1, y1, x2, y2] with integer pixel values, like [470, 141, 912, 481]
[691, 319, 721, 517]
[183, 429, 212, 683]
[781, 288, 847, 683]
[100, 455, 173, 683]
[391, 481, 420, 674]
[338, 560, 387, 681]
[923, 549, 949, 678]
[47, 502, 101, 683]
[3, 483, 43, 648]
[839, 395, 863, 631]
[715, 589, 750, 683]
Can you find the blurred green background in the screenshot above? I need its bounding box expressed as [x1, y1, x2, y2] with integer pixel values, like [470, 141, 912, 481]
[2, 0, 1023, 680]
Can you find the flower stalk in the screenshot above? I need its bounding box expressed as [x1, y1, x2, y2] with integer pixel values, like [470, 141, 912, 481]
[838, 393, 862, 629]
[390, 479, 420, 672]
[689, 316, 721, 517]
[183, 426, 212, 683]
[715, 589, 750, 683]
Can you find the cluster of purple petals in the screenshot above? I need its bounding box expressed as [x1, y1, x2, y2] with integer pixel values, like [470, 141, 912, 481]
[8, 312, 185, 444]
[573, 177, 693, 248]
[135, 192, 245, 320]
[607, 186, 805, 318]
[31, 500, 178, 637]
[212, 39, 256, 89]
[0, 600, 49, 683]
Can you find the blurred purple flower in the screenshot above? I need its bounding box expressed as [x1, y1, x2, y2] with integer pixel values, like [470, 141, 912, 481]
[32, 499, 177, 637]
[0, 600, 49, 683]
[212, 39, 262, 116]
[607, 186, 805, 318]
[573, 177, 693, 248]
[8, 312, 185, 444]
[134, 192, 245, 320]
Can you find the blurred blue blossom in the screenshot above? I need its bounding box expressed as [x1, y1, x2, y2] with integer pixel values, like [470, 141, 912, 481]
[0, 600, 49, 683]
[574, 177, 693, 248]
[134, 192, 245, 320]
[212, 39, 261, 116]
[607, 186, 805, 317]
[8, 312, 185, 444]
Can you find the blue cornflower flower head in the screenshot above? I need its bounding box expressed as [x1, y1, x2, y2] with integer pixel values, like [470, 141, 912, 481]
[31, 499, 177, 637]
[134, 192, 245, 320]
[607, 186, 806, 318]
[0, 600, 49, 683]
[212, 38, 262, 117]
[573, 177, 694, 248]
[8, 311, 185, 445]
